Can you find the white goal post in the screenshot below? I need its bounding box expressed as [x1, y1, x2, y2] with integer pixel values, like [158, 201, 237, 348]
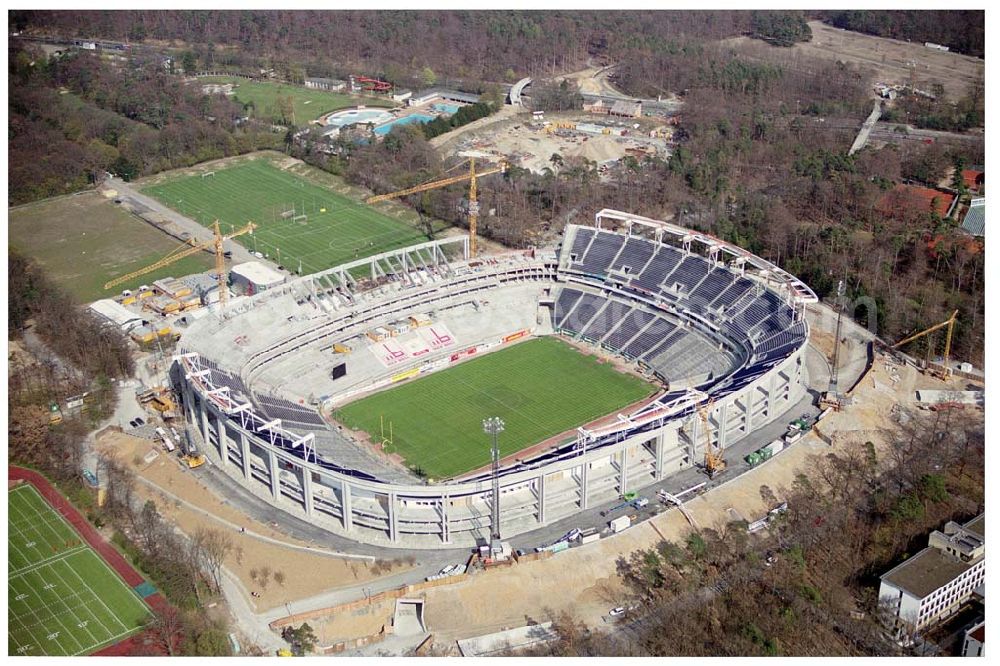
[201, 171, 216, 179]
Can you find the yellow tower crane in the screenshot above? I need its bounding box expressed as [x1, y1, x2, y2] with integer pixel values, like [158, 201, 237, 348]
[103, 220, 257, 308]
[696, 399, 726, 479]
[365, 158, 508, 258]
[891, 309, 959, 379]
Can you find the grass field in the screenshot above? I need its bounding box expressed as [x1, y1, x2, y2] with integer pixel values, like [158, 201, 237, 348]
[335, 337, 657, 479]
[8, 484, 151, 656]
[9, 192, 216, 302]
[143, 159, 441, 274]
[198, 76, 396, 124]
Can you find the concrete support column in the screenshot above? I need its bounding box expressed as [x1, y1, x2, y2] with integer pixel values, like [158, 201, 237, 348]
[182, 383, 196, 424]
[267, 450, 280, 500]
[301, 469, 314, 516]
[654, 432, 666, 479]
[441, 497, 450, 544]
[341, 480, 353, 531]
[387, 493, 398, 543]
[240, 432, 251, 480]
[200, 401, 211, 450]
[717, 403, 730, 448]
[536, 474, 547, 524]
[216, 413, 228, 464]
[618, 445, 629, 496]
[579, 461, 590, 509]
[767, 373, 778, 416]
[744, 390, 754, 435]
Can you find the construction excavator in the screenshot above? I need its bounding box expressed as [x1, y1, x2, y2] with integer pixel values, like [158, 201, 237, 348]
[696, 400, 726, 479]
[365, 158, 508, 258]
[891, 309, 959, 380]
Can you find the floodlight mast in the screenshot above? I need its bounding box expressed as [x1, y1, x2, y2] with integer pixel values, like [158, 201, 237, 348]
[483, 417, 505, 541]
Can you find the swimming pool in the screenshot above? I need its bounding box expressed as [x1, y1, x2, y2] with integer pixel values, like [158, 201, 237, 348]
[373, 114, 435, 136]
[324, 108, 394, 130]
[432, 102, 461, 115]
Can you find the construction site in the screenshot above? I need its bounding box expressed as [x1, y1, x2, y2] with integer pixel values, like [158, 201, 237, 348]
[442, 111, 677, 175]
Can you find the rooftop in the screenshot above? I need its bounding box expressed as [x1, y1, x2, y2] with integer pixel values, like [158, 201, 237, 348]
[881, 547, 973, 599]
[456, 622, 557, 657]
[231, 261, 286, 286]
[305, 77, 345, 85]
[961, 198, 985, 236]
[411, 87, 480, 104]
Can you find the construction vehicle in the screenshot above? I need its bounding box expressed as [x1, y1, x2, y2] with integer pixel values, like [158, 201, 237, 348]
[104, 220, 256, 308]
[181, 429, 206, 469]
[696, 400, 726, 479]
[365, 159, 508, 258]
[332, 343, 352, 354]
[891, 310, 959, 380]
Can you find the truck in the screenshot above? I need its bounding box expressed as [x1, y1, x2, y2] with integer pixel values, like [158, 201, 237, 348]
[609, 515, 632, 533]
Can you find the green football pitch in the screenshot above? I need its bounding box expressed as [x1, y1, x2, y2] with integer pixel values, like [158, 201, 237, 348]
[8, 485, 151, 656]
[335, 336, 657, 479]
[142, 159, 436, 274]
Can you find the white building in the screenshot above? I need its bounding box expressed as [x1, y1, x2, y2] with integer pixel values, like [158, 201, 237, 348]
[392, 89, 412, 103]
[88, 299, 144, 333]
[230, 261, 286, 296]
[304, 77, 346, 92]
[879, 514, 984, 635]
[963, 621, 985, 657]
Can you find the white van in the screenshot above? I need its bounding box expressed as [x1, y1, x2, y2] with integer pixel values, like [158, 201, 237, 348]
[161, 434, 176, 453]
[154, 426, 167, 440]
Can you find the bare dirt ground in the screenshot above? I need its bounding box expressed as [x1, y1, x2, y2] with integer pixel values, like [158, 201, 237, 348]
[727, 21, 982, 102]
[96, 431, 412, 613]
[557, 65, 627, 97]
[309, 599, 396, 646]
[441, 111, 671, 174]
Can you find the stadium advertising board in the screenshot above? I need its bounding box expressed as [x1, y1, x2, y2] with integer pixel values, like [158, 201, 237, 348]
[502, 329, 530, 344]
[391, 368, 421, 383]
[450, 347, 478, 363]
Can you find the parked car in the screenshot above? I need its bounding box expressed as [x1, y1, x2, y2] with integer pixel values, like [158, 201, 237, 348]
[632, 497, 649, 509]
[563, 528, 582, 542]
[439, 564, 457, 576]
[609, 607, 626, 617]
[128, 419, 138, 428]
[134, 416, 145, 426]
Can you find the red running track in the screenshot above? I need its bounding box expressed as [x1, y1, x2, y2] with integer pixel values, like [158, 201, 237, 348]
[10, 466, 171, 655]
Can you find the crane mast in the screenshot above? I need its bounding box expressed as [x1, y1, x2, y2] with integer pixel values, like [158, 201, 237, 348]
[365, 158, 507, 258]
[104, 220, 256, 309]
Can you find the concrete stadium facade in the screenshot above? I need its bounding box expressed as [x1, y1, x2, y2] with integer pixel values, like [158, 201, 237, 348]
[174, 210, 817, 549]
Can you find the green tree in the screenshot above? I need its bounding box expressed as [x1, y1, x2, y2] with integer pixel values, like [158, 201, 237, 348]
[420, 66, 437, 87]
[181, 51, 197, 74]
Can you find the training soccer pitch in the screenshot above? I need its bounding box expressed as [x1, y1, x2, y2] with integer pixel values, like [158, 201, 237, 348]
[143, 159, 438, 274]
[335, 336, 657, 479]
[8, 484, 151, 656]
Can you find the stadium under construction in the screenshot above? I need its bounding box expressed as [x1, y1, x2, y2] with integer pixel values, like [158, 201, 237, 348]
[173, 209, 817, 548]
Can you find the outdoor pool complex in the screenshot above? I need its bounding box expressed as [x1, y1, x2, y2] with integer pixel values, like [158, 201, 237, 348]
[324, 108, 394, 130]
[432, 102, 461, 115]
[374, 114, 436, 135]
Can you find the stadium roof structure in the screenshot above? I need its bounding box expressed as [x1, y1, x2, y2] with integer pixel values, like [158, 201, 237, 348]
[961, 198, 985, 236]
[877, 184, 956, 218]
